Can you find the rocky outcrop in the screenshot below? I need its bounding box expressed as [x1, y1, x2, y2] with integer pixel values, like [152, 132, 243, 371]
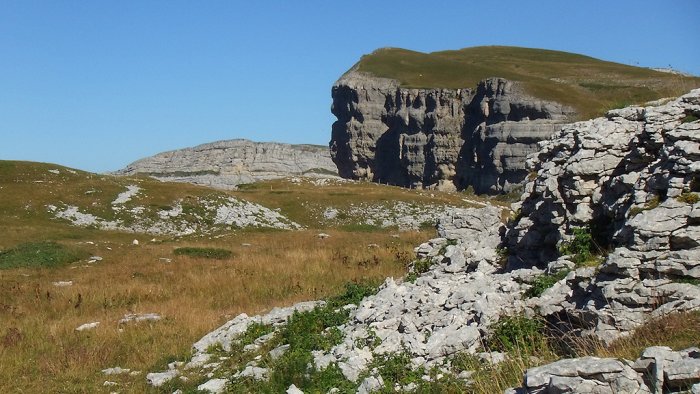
[507, 88, 700, 343]
[330, 70, 573, 193]
[147, 90, 700, 392]
[508, 346, 700, 393]
[116, 139, 338, 189]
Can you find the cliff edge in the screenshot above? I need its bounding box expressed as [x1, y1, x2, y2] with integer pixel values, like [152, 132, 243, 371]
[329, 46, 700, 194]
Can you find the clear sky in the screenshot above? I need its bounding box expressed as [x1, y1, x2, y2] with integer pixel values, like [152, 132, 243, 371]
[1, 1, 698, 173]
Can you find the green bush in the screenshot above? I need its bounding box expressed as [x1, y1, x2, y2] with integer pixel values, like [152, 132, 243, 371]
[173, 247, 232, 259]
[328, 280, 379, 308]
[406, 258, 434, 283]
[487, 315, 545, 353]
[559, 227, 600, 265]
[0, 241, 87, 269]
[370, 352, 425, 388]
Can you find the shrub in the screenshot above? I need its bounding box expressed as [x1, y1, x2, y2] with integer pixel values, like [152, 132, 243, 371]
[173, 247, 232, 259]
[0, 241, 87, 269]
[369, 352, 425, 388]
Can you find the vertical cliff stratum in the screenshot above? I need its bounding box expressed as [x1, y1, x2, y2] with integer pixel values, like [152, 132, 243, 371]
[330, 46, 700, 193]
[330, 69, 574, 193]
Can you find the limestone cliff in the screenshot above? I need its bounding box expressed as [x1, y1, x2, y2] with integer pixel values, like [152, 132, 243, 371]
[116, 139, 338, 189]
[330, 70, 574, 193]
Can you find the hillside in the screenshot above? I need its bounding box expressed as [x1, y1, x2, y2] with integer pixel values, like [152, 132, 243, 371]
[115, 139, 339, 190]
[143, 89, 700, 393]
[355, 45, 700, 119]
[0, 160, 482, 392]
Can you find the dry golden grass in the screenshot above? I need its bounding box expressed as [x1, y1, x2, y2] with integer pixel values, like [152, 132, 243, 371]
[0, 229, 428, 392]
[0, 160, 449, 392]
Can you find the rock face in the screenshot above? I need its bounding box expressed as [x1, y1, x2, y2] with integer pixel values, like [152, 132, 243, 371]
[116, 139, 338, 189]
[330, 70, 573, 193]
[147, 90, 700, 392]
[508, 346, 700, 394]
[508, 88, 700, 343]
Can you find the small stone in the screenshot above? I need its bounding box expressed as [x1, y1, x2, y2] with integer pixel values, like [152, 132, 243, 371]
[146, 370, 178, 387]
[286, 383, 304, 394]
[119, 313, 161, 324]
[102, 366, 130, 375]
[75, 322, 100, 331]
[197, 378, 228, 393]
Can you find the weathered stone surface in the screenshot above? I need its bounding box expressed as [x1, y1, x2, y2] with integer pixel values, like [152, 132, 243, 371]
[197, 378, 228, 393]
[116, 139, 338, 189]
[330, 69, 574, 193]
[510, 347, 700, 393]
[509, 88, 700, 342]
[522, 357, 649, 394]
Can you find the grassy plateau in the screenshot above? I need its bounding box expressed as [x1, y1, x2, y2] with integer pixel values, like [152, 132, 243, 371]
[354, 45, 700, 119]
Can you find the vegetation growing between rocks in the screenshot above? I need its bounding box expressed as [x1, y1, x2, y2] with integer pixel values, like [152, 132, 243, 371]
[225, 281, 379, 392]
[677, 191, 700, 204]
[524, 270, 570, 298]
[558, 226, 603, 266]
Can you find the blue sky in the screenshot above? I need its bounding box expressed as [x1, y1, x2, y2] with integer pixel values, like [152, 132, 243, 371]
[1, 1, 698, 172]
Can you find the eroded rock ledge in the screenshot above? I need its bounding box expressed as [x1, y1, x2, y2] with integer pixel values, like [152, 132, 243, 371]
[116, 139, 338, 189]
[329, 70, 574, 193]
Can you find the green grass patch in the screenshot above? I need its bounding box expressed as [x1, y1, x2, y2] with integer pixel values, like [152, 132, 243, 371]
[524, 270, 570, 298]
[672, 276, 700, 286]
[682, 113, 698, 123]
[339, 223, 384, 232]
[0, 241, 87, 269]
[487, 315, 546, 353]
[173, 247, 233, 260]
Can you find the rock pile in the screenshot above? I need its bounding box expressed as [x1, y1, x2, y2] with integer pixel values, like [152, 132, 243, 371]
[319, 200, 471, 230]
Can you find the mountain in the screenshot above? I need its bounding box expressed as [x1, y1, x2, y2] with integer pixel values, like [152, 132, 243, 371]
[330, 46, 700, 193]
[116, 139, 338, 189]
